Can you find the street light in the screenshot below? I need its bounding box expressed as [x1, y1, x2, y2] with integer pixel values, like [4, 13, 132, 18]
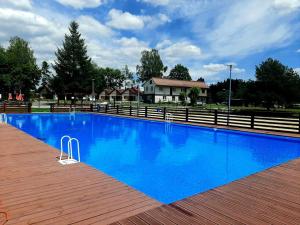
[92, 79, 95, 104]
[227, 64, 233, 126]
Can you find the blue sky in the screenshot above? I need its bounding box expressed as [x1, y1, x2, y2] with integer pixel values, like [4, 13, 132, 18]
[0, 0, 299, 83]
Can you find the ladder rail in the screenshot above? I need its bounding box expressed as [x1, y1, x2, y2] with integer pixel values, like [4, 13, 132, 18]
[60, 135, 71, 161]
[0, 113, 7, 124]
[68, 138, 80, 162]
[166, 113, 173, 123]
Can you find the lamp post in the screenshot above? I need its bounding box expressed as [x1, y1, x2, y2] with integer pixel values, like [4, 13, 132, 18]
[227, 64, 233, 126]
[137, 84, 140, 116]
[92, 78, 95, 104]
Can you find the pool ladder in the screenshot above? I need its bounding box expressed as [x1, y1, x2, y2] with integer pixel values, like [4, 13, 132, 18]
[0, 113, 7, 124]
[165, 113, 173, 123]
[58, 135, 81, 165]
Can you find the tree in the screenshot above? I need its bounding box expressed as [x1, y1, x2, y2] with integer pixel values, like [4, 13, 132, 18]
[53, 21, 93, 98]
[188, 87, 200, 106]
[197, 77, 205, 82]
[4, 37, 41, 100]
[136, 49, 167, 82]
[121, 65, 133, 81]
[168, 64, 191, 81]
[179, 92, 186, 105]
[41, 61, 51, 87]
[255, 58, 300, 109]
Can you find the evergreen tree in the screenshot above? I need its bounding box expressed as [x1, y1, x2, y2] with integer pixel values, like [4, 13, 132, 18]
[41, 61, 51, 87]
[168, 64, 191, 81]
[53, 21, 93, 98]
[136, 49, 167, 82]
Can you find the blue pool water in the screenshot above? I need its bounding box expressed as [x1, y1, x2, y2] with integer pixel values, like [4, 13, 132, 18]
[7, 113, 300, 203]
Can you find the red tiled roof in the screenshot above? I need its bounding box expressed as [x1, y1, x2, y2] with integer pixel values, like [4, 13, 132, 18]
[151, 77, 208, 89]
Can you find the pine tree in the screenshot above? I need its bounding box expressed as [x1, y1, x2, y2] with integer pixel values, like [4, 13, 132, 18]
[53, 21, 92, 98]
[41, 61, 51, 87]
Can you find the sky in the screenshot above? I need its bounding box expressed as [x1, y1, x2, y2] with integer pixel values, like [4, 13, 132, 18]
[0, 0, 299, 84]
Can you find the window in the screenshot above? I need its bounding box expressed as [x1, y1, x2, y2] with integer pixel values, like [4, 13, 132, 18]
[172, 87, 176, 92]
[149, 80, 152, 84]
[159, 87, 163, 91]
[145, 87, 148, 92]
[202, 89, 206, 94]
[151, 86, 153, 91]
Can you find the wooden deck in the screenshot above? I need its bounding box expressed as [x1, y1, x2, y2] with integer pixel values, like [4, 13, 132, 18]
[0, 124, 161, 225]
[1, 121, 300, 225]
[113, 159, 300, 225]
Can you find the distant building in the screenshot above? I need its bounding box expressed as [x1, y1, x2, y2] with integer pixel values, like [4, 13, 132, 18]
[99, 87, 142, 102]
[143, 77, 208, 104]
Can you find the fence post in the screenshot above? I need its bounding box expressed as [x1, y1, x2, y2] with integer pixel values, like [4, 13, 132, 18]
[186, 108, 189, 122]
[117, 105, 119, 114]
[145, 106, 148, 118]
[28, 102, 32, 113]
[163, 107, 166, 120]
[298, 113, 300, 133]
[214, 110, 218, 125]
[50, 103, 54, 112]
[251, 113, 255, 129]
[90, 104, 93, 112]
[3, 102, 6, 113]
[105, 104, 108, 113]
[129, 105, 132, 116]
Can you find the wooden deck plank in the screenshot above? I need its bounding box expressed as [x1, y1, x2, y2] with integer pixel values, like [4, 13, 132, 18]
[0, 124, 161, 225]
[114, 157, 300, 225]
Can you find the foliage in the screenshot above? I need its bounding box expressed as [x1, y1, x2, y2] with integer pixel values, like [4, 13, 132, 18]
[255, 58, 300, 109]
[0, 37, 40, 100]
[136, 49, 167, 82]
[52, 21, 93, 98]
[197, 77, 205, 82]
[179, 92, 187, 105]
[41, 61, 52, 87]
[121, 65, 134, 81]
[188, 87, 200, 106]
[168, 64, 191, 81]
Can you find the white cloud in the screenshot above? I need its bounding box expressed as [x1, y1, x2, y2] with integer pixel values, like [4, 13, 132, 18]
[139, 0, 170, 6]
[56, 0, 104, 9]
[0, 0, 32, 10]
[107, 9, 170, 30]
[158, 40, 202, 65]
[107, 9, 144, 30]
[142, 13, 171, 29]
[273, 0, 300, 12]
[78, 15, 114, 38]
[203, 0, 299, 58]
[294, 68, 300, 74]
[297, 49, 300, 53]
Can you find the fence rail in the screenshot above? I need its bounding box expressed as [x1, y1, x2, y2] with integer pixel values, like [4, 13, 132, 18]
[2, 103, 300, 134]
[92, 105, 300, 133]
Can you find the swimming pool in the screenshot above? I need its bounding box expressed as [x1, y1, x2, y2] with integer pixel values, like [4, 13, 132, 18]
[7, 113, 300, 203]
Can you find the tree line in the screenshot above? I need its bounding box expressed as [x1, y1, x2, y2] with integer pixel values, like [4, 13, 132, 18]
[0, 20, 299, 109]
[210, 58, 300, 109]
[0, 21, 197, 101]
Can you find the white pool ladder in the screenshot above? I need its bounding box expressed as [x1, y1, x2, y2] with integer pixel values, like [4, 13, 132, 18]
[165, 113, 173, 123]
[0, 113, 7, 124]
[58, 135, 81, 165]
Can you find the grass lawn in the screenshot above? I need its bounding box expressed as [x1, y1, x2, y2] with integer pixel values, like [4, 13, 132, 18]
[32, 108, 50, 113]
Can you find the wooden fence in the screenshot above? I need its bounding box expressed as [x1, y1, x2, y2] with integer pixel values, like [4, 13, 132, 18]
[0, 103, 31, 113]
[94, 105, 300, 133]
[2, 103, 300, 134]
